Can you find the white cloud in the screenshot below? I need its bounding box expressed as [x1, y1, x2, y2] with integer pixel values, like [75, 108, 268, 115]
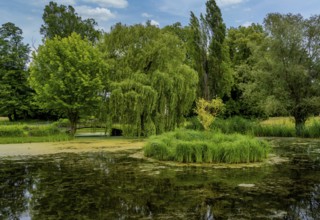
[142, 13, 152, 18]
[75, 5, 116, 21]
[150, 20, 160, 27]
[242, 21, 252, 27]
[83, 0, 128, 8]
[216, 0, 244, 7]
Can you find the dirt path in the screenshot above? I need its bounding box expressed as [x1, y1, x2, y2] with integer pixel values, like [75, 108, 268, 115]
[0, 138, 145, 157]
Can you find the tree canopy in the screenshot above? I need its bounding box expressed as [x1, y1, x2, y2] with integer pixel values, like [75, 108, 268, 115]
[40, 1, 100, 42]
[29, 33, 106, 135]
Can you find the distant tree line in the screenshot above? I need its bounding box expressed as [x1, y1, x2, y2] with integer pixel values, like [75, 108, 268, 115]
[1, 0, 319, 136]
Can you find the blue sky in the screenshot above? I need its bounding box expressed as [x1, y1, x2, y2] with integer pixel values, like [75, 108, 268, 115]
[1, 0, 320, 47]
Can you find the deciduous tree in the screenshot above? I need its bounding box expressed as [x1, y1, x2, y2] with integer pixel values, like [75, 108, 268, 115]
[29, 33, 106, 135]
[253, 13, 320, 135]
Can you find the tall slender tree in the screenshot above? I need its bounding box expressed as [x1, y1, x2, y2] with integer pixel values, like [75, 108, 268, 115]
[189, 0, 233, 100]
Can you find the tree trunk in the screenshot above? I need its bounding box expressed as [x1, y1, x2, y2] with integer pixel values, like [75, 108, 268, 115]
[68, 112, 79, 136]
[294, 115, 306, 137]
[8, 114, 13, 122]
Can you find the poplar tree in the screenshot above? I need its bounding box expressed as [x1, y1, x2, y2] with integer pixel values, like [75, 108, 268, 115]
[189, 0, 233, 100]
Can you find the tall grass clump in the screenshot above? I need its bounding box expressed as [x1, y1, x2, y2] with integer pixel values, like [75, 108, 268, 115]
[144, 129, 270, 164]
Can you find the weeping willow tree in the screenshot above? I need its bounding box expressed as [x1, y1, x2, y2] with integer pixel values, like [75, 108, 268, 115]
[99, 23, 198, 136]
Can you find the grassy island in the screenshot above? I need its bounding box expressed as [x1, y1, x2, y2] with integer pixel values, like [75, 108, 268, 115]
[144, 129, 270, 164]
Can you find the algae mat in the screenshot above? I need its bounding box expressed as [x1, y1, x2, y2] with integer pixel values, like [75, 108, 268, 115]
[0, 138, 144, 157]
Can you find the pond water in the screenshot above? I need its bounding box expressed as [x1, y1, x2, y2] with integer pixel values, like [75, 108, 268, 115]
[1, 138, 320, 219]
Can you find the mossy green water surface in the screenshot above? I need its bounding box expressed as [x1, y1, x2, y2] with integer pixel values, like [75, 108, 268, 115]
[0, 138, 320, 219]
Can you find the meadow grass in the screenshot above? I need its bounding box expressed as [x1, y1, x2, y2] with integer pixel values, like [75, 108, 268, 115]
[144, 129, 270, 164]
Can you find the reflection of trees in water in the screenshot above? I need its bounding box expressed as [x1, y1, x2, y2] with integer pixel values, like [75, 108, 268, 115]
[0, 161, 32, 219]
[288, 184, 320, 220]
[1, 149, 320, 219]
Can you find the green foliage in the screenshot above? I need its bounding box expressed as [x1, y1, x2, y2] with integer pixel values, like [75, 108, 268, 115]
[0, 22, 32, 121]
[100, 23, 198, 137]
[144, 129, 270, 163]
[194, 98, 224, 130]
[224, 24, 267, 117]
[40, 1, 100, 42]
[29, 33, 106, 135]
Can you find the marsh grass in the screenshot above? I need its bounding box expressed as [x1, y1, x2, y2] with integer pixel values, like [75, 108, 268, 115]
[144, 129, 270, 164]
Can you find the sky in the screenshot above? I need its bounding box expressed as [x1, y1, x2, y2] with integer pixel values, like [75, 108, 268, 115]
[1, 0, 320, 47]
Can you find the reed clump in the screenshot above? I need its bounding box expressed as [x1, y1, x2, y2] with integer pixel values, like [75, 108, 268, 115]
[144, 129, 270, 163]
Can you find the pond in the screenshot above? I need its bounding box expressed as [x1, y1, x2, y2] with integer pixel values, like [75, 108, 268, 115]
[0, 138, 320, 219]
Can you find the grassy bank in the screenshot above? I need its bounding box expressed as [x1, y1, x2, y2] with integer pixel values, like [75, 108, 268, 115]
[0, 122, 71, 144]
[144, 129, 270, 163]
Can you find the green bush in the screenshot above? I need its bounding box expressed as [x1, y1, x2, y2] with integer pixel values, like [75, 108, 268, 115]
[144, 129, 270, 164]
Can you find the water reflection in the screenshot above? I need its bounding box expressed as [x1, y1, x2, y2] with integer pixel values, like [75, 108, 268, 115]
[0, 139, 320, 219]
